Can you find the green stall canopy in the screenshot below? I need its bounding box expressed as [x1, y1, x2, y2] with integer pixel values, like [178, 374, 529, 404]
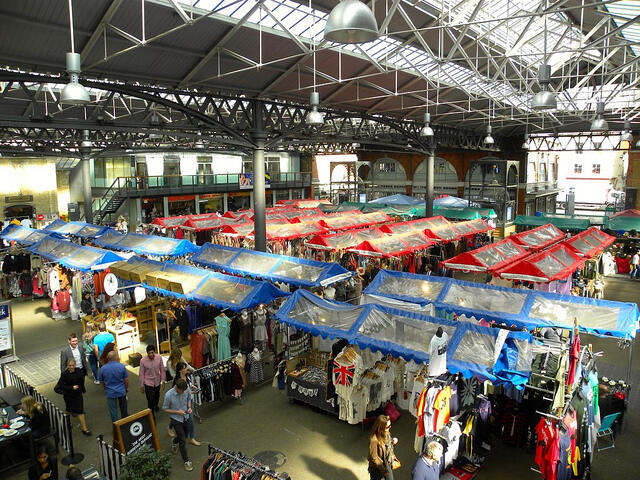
[514, 215, 592, 230]
[605, 215, 640, 232]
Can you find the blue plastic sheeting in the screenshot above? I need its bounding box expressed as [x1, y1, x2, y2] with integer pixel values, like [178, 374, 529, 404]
[42, 220, 111, 238]
[0, 225, 61, 246]
[94, 231, 198, 257]
[28, 237, 125, 272]
[191, 243, 353, 288]
[368, 194, 424, 205]
[275, 290, 532, 387]
[116, 257, 289, 312]
[364, 270, 639, 339]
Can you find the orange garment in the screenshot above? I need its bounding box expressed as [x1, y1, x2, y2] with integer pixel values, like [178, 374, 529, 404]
[433, 386, 452, 433]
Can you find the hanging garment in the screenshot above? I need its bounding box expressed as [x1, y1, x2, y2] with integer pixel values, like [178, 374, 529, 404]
[216, 315, 232, 361]
[190, 331, 205, 369]
[253, 307, 268, 344]
[247, 351, 264, 384]
[428, 332, 449, 377]
[56, 290, 71, 312]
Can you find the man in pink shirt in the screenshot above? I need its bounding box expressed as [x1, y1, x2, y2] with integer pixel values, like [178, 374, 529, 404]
[139, 345, 165, 414]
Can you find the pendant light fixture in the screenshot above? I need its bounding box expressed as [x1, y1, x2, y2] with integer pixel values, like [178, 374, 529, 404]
[61, 0, 90, 105]
[590, 102, 608, 132]
[324, 0, 379, 44]
[484, 125, 494, 145]
[532, 2, 556, 111]
[620, 120, 633, 142]
[420, 112, 434, 137]
[306, 2, 324, 127]
[522, 134, 530, 150]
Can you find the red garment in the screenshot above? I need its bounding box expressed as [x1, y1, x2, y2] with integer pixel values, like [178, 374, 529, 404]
[56, 290, 71, 312]
[567, 334, 580, 387]
[175, 228, 184, 240]
[190, 332, 205, 369]
[535, 419, 560, 480]
[614, 256, 630, 274]
[562, 409, 577, 464]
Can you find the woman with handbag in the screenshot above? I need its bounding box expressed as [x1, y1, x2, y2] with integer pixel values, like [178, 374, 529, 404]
[368, 414, 399, 480]
[56, 359, 91, 435]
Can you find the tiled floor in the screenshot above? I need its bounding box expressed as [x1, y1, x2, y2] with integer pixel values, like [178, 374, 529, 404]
[10, 346, 64, 386]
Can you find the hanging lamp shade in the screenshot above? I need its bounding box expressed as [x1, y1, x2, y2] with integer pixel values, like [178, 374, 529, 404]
[531, 64, 556, 111]
[484, 125, 494, 145]
[620, 120, 633, 142]
[590, 102, 608, 132]
[60, 52, 90, 105]
[305, 92, 324, 126]
[420, 112, 434, 137]
[522, 135, 530, 150]
[324, 0, 379, 44]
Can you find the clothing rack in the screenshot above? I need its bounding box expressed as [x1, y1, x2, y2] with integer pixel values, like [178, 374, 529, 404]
[206, 445, 290, 479]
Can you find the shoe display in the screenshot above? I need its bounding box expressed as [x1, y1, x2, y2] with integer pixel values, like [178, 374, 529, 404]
[184, 461, 193, 471]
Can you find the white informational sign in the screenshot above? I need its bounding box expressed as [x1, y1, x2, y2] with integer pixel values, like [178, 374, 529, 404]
[0, 303, 12, 352]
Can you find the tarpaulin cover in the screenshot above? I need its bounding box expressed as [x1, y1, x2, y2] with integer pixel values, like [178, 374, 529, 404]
[220, 221, 327, 241]
[364, 269, 639, 339]
[94, 232, 197, 257]
[276, 289, 532, 386]
[112, 256, 288, 311]
[368, 194, 424, 205]
[305, 227, 386, 251]
[604, 215, 640, 232]
[181, 215, 252, 231]
[433, 196, 479, 208]
[433, 207, 497, 220]
[192, 243, 352, 287]
[318, 212, 392, 231]
[348, 232, 437, 257]
[510, 224, 566, 251]
[152, 215, 190, 229]
[28, 237, 124, 272]
[563, 227, 616, 258]
[0, 225, 59, 245]
[612, 209, 640, 217]
[441, 238, 529, 272]
[41, 220, 111, 238]
[276, 199, 332, 208]
[496, 243, 585, 283]
[514, 215, 591, 231]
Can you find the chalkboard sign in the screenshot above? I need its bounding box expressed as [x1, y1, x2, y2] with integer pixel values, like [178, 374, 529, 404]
[113, 409, 160, 454]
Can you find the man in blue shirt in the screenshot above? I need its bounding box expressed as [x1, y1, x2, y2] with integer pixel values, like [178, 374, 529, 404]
[411, 441, 442, 480]
[97, 351, 129, 422]
[163, 378, 193, 471]
[93, 322, 115, 358]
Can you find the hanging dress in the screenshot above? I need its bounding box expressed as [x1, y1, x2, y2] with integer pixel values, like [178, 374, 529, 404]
[216, 315, 232, 361]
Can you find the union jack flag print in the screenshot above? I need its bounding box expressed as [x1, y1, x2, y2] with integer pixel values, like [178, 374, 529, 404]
[333, 360, 355, 386]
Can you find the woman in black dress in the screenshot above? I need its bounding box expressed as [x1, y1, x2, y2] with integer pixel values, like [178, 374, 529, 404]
[58, 359, 91, 435]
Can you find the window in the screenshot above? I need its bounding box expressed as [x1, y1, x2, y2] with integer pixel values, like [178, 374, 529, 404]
[378, 161, 396, 173]
[539, 163, 547, 182]
[574, 163, 582, 174]
[592, 164, 601, 174]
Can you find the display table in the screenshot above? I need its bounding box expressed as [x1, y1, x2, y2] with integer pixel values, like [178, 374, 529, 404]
[286, 366, 338, 414]
[108, 324, 139, 360]
[0, 406, 36, 474]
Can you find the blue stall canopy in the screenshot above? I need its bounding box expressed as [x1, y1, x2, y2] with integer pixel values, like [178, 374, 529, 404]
[0, 225, 61, 246]
[94, 231, 198, 257]
[191, 243, 352, 288]
[275, 290, 532, 387]
[364, 270, 639, 339]
[110, 256, 288, 312]
[28, 237, 125, 272]
[42, 220, 111, 238]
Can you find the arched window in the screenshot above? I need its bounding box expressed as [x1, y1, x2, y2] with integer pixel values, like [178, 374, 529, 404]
[412, 158, 459, 198]
[369, 158, 407, 199]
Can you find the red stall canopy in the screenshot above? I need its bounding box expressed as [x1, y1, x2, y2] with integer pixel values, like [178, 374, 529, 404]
[181, 215, 255, 232]
[380, 216, 451, 235]
[305, 228, 386, 251]
[510, 224, 566, 251]
[318, 212, 392, 232]
[441, 237, 529, 273]
[220, 221, 327, 241]
[276, 199, 332, 208]
[348, 232, 437, 258]
[563, 227, 616, 258]
[496, 243, 585, 283]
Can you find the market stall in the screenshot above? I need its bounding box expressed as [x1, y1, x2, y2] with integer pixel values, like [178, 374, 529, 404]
[347, 232, 437, 258]
[191, 243, 352, 288]
[317, 211, 392, 232]
[564, 226, 616, 258]
[94, 231, 198, 257]
[0, 225, 59, 246]
[514, 214, 594, 231]
[441, 237, 529, 273]
[42, 220, 112, 239]
[510, 223, 566, 251]
[364, 269, 639, 339]
[495, 243, 585, 283]
[276, 198, 332, 208]
[29, 236, 125, 272]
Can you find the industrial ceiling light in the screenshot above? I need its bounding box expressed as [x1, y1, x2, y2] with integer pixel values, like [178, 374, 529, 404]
[522, 134, 530, 150]
[590, 102, 608, 132]
[484, 125, 494, 145]
[305, 92, 324, 126]
[324, 0, 379, 44]
[420, 112, 434, 137]
[532, 64, 556, 111]
[620, 120, 633, 142]
[60, 0, 90, 105]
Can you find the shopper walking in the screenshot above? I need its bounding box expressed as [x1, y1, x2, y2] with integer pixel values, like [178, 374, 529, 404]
[411, 441, 442, 480]
[59, 333, 89, 379]
[368, 414, 397, 480]
[139, 345, 165, 414]
[97, 351, 129, 422]
[56, 359, 91, 435]
[28, 445, 58, 480]
[172, 361, 200, 446]
[163, 378, 194, 471]
[93, 322, 115, 358]
[631, 251, 639, 279]
[82, 327, 100, 384]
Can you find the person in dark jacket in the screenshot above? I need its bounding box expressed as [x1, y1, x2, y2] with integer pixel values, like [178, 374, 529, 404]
[28, 444, 58, 480]
[57, 359, 91, 435]
[18, 395, 50, 439]
[368, 415, 396, 480]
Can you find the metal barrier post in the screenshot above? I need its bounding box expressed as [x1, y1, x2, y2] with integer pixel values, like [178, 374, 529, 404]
[61, 414, 84, 465]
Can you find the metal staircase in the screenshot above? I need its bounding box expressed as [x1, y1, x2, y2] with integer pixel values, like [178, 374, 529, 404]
[92, 177, 129, 224]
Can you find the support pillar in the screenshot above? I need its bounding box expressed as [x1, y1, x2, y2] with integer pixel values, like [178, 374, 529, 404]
[80, 130, 93, 223]
[425, 149, 435, 218]
[252, 101, 267, 252]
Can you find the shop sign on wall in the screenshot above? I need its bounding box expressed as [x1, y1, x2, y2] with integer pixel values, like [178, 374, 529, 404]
[239, 172, 271, 189]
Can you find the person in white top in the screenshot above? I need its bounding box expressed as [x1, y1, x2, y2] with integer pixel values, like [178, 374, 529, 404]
[630, 252, 639, 279]
[428, 327, 449, 377]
